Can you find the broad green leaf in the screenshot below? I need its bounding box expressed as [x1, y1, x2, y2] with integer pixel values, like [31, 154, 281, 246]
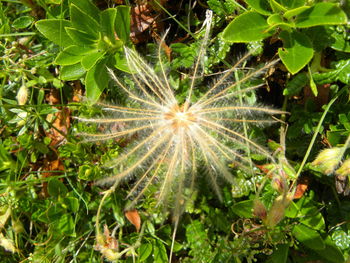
[277, 0, 305, 9]
[231, 200, 253, 218]
[222, 11, 272, 42]
[245, 0, 272, 15]
[100, 8, 117, 44]
[85, 58, 109, 102]
[12, 16, 33, 29]
[278, 31, 313, 74]
[65, 27, 97, 46]
[305, 26, 333, 52]
[115, 6, 131, 43]
[292, 224, 325, 250]
[266, 14, 293, 30]
[35, 19, 74, 47]
[81, 50, 106, 70]
[70, 4, 99, 38]
[268, 243, 289, 263]
[138, 243, 152, 261]
[47, 178, 68, 197]
[314, 237, 345, 263]
[269, 0, 287, 12]
[69, 0, 100, 22]
[60, 63, 86, 80]
[295, 2, 347, 28]
[55, 45, 94, 65]
[331, 227, 350, 250]
[283, 6, 309, 20]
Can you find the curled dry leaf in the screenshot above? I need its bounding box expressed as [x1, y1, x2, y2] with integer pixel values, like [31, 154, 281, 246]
[293, 176, 309, 199]
[124, 209, 141, 232]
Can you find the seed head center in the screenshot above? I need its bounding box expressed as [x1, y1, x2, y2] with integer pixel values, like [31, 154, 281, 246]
[163, 103, 196, 131]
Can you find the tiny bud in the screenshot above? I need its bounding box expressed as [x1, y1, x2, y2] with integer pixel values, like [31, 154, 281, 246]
[253, 199, 267, 220]
[271, 175, 287, 194]
[264, 195, 291, 228]
[17, 85, 29, 105]
[312, 147, 343, 175]
[336, 158, 350, 177]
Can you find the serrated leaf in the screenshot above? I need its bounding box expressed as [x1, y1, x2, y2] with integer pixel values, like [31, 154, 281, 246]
[85, 58, 109, 102]
[70, 4, 99, 37]
[292, 224, 325, 250]
[55, 45, 94, 65]
[153, 240, 168, 263]
[115, 6, 130, 43]
[222, 11, 272, 43]
[231, 200, 253, 218]
[81, 50, 105, 70]
[313, 60, 350, 85]
[60, 63, 86, 80]
[65, 27, 96, 46]
[245, 0, 272, 15]
[35, 19, 74, 47]
[295, 2, 347, 28]
[278, 31, 314, 74]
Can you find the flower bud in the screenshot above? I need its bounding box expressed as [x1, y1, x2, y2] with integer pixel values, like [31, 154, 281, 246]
[312, 147, 343, 175]
[271, 175, 287, 194]
[253, 199, 267, 220]
[336, 158, 350, 177]
[264, 195, 291, 228]
[17, 85, 28, 105]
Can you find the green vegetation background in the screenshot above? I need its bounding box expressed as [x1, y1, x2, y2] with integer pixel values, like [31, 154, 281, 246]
[2, 0, 350, 262]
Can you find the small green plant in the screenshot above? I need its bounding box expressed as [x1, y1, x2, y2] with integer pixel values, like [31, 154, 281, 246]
[35, 0, 130, 102]
[222, 1, 347, 75]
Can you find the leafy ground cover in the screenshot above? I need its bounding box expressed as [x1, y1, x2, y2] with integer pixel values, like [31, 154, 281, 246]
[2, 0, 350, 262]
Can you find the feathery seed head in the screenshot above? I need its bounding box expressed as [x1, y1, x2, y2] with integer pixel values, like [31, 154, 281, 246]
[77, 10, 284, 216]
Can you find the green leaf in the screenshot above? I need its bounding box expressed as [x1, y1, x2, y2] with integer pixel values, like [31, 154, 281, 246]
[100, 8, 117, 44]
[295, 3, 347, 28]
[266, 14, 293, 30]
[153, 240, 168, 263]
[55, 45, 94, 65]
[35, 19, 74, 47]
[278, 31, 314, 74]
[284, 72, 308, 96]
[331, 27, 350, 53]
[138, 243, 152, 261]
[245, 0, 272, 15]
[65, 27, 97, 46]
[277, 0, 305, 9]
[314, 237, 345, 263]
[222, 11, 272, 43]
[47, 178, 68, 197]
[283, 6, 309, 20]
[292, 224, 325, 250]
[55, 213, 75, 236]
[114, 51, 131, 73]
[69, 0, 100, 22]
[231, 200, 253, 218]
[70, 4, 99, 37]
[12, 16, 33, 29]
[115, 6, 130, 43]
[268, 243, 289, 263]
[60, 63, 86, 81]
[63, 197, 79, 213]
[85, 58, 109, 102]
[81, 50, 106, 70]
[313, 60, 350, 85]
